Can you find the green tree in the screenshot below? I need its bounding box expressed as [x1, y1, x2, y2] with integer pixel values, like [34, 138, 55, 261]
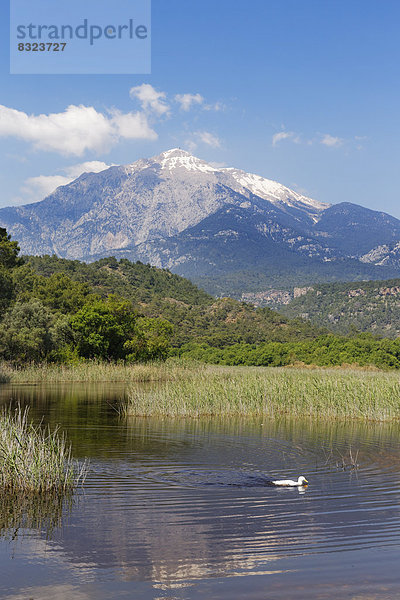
[0, 267, 14, 312]
[69, 296, 138, 360]
[32, 272, 93, 313]
[0, 228, 22, 269]
[0, 299, 54, 362]
[124, 317, 173, 362]
[0, 228, 23, 313]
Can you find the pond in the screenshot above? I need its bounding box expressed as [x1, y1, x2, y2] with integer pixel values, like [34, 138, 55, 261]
[1, 382, 400, 599]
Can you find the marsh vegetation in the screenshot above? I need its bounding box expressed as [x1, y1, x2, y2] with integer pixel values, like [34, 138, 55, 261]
[0, 405, 86, 493]
[122, 364, 400, 421]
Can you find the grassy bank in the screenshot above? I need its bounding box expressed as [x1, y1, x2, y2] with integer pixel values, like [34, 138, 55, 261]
[3, 360, 400, 421]
[123, 365, 400, 421]
[0, 360, 195, 384]
[0, 358, 384, 386]
[0, 406, 86, 493]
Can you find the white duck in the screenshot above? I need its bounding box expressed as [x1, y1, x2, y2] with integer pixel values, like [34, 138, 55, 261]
[272, 476, 308, 487]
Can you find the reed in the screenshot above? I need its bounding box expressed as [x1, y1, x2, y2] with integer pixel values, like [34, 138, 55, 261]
[4, 359, 400, 421]
[0, 405, 87, 493]
[0, 369, 10, 383]
[0, 359, 200, 384]
[123, 365, 400, 421]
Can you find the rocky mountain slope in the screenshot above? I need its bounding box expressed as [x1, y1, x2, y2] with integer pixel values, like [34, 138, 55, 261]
[279, 278, 400, 339]
[2, 148, 400, 294]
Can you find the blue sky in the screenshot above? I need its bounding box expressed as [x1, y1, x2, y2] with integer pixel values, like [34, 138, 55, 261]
[1, 0, 400, 216]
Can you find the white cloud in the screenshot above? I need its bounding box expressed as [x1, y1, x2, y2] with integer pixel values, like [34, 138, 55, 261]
[354, 135, 367, 150]
[109, 109, 157, 139]
[320, 134, 343, 147]
[196, 131, 221, 147]
[129, 83, 170, 116]
[23, 175, 72, 200]
[0, 104, 157, 156]
[174, 93, 224, 112]
[0, 87, 227, 160]
[184, 130, 222, 152]
[184, 139, 198, 153]
[175, 93, 204, 111]
[21, 161, 113, 204]
[272, 130, 347, 148]
[204, 101, 225, 112]
[272, 131, 300, 146]
[64, 160, 113, 178]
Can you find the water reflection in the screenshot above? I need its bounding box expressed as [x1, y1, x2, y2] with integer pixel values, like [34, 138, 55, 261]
[0, 491, 73, 541]
[1, 383, 400, 598]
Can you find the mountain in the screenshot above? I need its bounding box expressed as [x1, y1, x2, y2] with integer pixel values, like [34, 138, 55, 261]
[312, 202, 400, 256]
[0, 149, 327, 258]
[2, 148, 400, 295]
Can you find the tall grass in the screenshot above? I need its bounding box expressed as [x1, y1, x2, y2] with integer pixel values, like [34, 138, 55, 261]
[0, 369, 10, 384]
[3, 360, 400, 421]
[0, 359, 198, 384]
[0, 406, 87, 493]
[123, 366, 400, 421]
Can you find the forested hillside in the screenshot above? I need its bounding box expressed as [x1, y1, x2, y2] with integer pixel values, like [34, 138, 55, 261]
[25, 254, 323, 347]
[0, 230, 175, 363]
[2, 228, 400, 369]
[280, 279, 400, 338]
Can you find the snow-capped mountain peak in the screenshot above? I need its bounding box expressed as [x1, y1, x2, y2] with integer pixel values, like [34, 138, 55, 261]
[145, 150, 329, 220]
[155, 148, 219, 173]
[125, 149, 331, 223]
[221, 167, 329, 219]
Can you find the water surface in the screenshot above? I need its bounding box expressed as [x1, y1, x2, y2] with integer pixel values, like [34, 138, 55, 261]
[1, 382, 400, 599]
